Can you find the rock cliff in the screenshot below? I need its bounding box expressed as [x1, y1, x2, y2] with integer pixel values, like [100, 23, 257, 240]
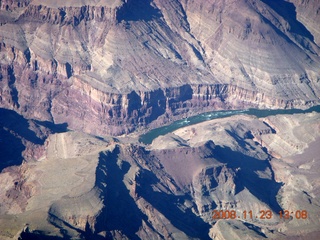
[0, 0, 319, 135]
[1, 111, 319, 239]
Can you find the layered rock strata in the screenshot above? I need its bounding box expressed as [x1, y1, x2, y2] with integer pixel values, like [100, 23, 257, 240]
[0, 0, 319, 135]
[0, 111, 319, 239]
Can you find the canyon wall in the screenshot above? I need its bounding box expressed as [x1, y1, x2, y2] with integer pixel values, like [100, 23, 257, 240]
[2, 112, 320, 239]
[0, 0, 320, 136]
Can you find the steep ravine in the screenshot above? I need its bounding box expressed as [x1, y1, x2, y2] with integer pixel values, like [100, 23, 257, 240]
[1, 0, 320, 136]
[1, 54, 318, 137]
[3, 111, 320, 239]
[0, 43, 318, 136]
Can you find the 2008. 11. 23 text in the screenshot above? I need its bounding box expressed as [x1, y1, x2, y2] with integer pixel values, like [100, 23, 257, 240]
[212, 210, 308, 220]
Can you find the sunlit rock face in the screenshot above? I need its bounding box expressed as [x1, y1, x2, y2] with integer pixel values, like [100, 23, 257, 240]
[0, 1, 320, 238]
[0, 0, 319, 135]
[1, 110, 319, 239]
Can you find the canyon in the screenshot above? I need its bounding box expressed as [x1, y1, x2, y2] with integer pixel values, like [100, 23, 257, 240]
[0, 0, 320, 239]
[0, 0, 319, 135]
[1, 109, 320, 239]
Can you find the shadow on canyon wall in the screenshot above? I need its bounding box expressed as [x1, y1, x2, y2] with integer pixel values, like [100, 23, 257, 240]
[94, 146, 211, 239]
[94, 147, 148, 240]
[261, 0, 314, 42]
[137, 168, 212, 240]
[0, 108, 68, 172]
[116, 0, 162, 23]
[19, 231, 67, 240]
[211, 144, 282, 213]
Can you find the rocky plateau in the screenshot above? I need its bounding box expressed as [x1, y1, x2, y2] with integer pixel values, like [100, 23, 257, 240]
[0, 0, 319, 135]
[0, 0, 320, 239]
[0, 110, 320, 239]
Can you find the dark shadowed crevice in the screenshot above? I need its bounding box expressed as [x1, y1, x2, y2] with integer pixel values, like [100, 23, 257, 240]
[7, 66, 20, 108]
[0, 108, 67, 145]
[0, 124, 25, 172]
[94, 147, 145, 239]
[24, 48, 31, 63]
[136, 159, 212, 239]
[65, 62, 73, 79]
[19, 231, 67, 240]
[260, 0, 314, 42]
[59, 8, 66, 22]
[47, 212, 82, 239]
[116, 0, 162, 22]
[262, 121, 276, 134]
[243, 222, 267, 238]
[127, 91, 142, 114]
[0, 108, 68, 172]
[166, 84, 193, 104]
[190, 44, 204, 62]
[34, 120, 68, 134]
[138, 89, 167, 124]
[212, 145, 283, 213]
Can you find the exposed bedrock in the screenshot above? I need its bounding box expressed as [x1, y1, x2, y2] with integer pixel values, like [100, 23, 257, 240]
[0, 59, 318, 136]
[0, 0, 320, 136]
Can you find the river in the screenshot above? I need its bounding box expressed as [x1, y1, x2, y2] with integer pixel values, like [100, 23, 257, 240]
[139, 105, 320, 145]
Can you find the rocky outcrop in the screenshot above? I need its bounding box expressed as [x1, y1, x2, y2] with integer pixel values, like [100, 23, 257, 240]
[0, 0, 320, 136]
[0, 0, 31, 11]
[0, 51, 317, 136]
[1, 112, 319, 239]
[1, 2, 319, 239]
[18, 1, 123, 29]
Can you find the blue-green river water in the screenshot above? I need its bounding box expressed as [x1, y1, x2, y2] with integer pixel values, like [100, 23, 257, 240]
[139, 105, 320, 145]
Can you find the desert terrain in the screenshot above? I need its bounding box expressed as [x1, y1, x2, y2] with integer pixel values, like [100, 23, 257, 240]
[0, 0, 320, 239]
[1, 110, 320, 239]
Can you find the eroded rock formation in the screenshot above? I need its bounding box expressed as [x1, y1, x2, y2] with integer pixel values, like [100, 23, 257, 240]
[0, 0, 319, 135]
[0, 110, 319, 239]
[0, 1, 320, 239]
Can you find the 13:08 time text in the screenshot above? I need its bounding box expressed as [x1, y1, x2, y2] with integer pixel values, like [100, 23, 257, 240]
[212, 210, 308, 220]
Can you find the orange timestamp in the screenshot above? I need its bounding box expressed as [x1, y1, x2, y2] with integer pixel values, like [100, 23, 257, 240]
[212, 209, 308, 220]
